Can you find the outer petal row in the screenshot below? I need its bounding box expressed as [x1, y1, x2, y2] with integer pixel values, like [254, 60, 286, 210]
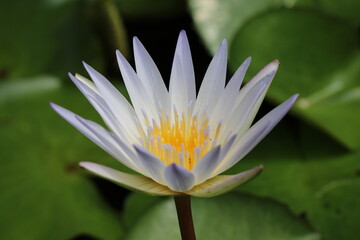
[50, 103, 143, 174]
[79, 162, 263, 197]
[80, 162, 178, 196]
[186, 165, 264, 197]
[82, 63, 141, 141]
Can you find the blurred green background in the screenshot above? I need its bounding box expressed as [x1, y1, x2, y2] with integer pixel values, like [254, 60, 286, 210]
[0, 0, 359, 239]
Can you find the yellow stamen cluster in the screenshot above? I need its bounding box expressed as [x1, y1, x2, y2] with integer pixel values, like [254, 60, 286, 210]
[140, 108, 222, 170]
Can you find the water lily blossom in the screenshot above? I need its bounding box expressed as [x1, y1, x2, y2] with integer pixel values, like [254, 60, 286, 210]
[51, 31, 298, 197]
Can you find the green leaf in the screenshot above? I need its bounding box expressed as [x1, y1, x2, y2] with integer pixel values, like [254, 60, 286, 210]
[0, 0, 103, 78]
[0, 80, 129, 239]
[189, 0, 284, 54]
[122, 193, 162, 229]
[310, 180, 360, 240]
[295, 0, 360, 24]
[124, 193, 320, 240]
[228, 120, 360, 240]
[189, 0, 360, 54]
[228, 9, 360, 149]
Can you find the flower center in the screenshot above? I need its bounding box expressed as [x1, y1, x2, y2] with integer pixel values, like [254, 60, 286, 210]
[141, 108, 222, 170]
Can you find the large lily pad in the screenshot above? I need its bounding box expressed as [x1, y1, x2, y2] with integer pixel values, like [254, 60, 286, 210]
[227, 119, 360, 240]
[0, 79, 129, 239]
[0, 0, 103, 78]
[123, 193, 320, 240]
[229, 9, 360, 149]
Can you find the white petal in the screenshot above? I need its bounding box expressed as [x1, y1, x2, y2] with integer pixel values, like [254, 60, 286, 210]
[169, 30, 196, 117]
[237, 60, 279, 102]
[80, 162, 178, 196]
[82, 62, 140, 140]
[116, 50, 158, 127]
[50, 103, 142, 173]
[76, 116, 143, 172]
[186, 165, 264, 197]
[219, 134, 237, 160]
[69, 73, 131, 143]
[221, 71, 274, 140]
[133, 145, 166, 184]
[210, 57, 251, 127]
[164, 163, 195, 192]
[215, 94, 299, 174]
[192, 146, 221, 184]
[133, 37, 170, 113]
[74, 73, 100, 95]
[225, 57, 251, 93]
[85, 94, 132, 143]
[215, 121, 271, 175]
[194, 39, 227, 117]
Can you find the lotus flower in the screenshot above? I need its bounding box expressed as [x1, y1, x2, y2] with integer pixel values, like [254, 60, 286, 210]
[51, 31, 298, 197]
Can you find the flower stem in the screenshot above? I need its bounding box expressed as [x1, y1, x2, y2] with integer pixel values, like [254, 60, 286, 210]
[174, 195, 196, 240]
[101, 0, 129, 59]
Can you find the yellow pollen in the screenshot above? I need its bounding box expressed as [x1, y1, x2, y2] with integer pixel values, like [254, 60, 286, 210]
[144, 109, 217, 170]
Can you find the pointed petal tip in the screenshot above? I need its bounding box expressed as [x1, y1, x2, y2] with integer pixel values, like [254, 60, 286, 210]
[49, 102, 57, 110]
[82, 61, 90, 69]
[82, 62, 99, 77]
[79, 161, 91, 169]
[265, 60, 280, 71]
[132, 37, 142, 50]
[179, 29, 187, 36]
[68, 72, 78, 83]
[288, 93, 300, 106]
[49, 102, 62, 111]
[178, 30, 189, 43]
[116, 49, 126, 63]
[133, 36, 139, 43]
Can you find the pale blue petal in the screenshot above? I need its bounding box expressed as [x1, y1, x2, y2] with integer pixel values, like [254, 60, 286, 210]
[169, 30, 196, 117]
[215, 94, 299, 174]
[82, 62, 140, 139]
[186, 165, 264, 197]
[116, 50, 159, 127]
[221, 71, 274, 140]
[50, 103, 142, 173]
[68, 73, 131, 143]
[194, 39, 227, 117]
[133, 37, 170, 114]
[133, 145, 166, 184]
[210, 57, 251, 127]
[191, 146, 221, 184]
[80, 162, 178, 196]
[164, 163, 195, 192]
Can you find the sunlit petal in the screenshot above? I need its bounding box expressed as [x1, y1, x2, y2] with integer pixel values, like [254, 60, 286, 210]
[80, 162, 178, 196]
